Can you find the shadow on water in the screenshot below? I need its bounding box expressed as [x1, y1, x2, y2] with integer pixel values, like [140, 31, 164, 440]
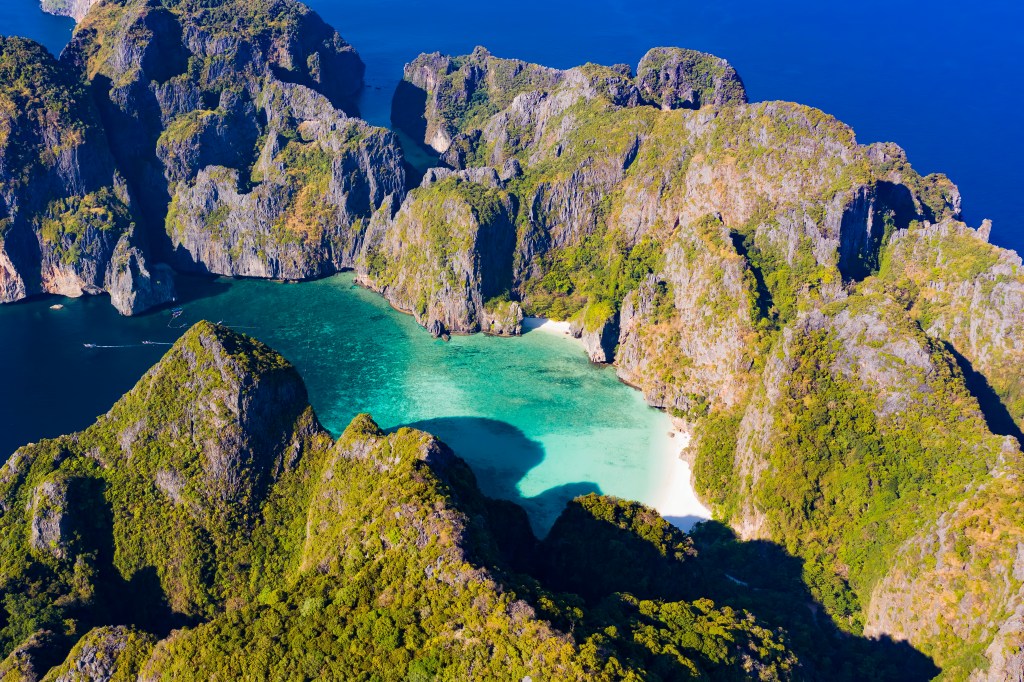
[398, 418, 933, 677]
[663, 514, 707, 529]
[164, 274, 234, 310]
[944, 342, 1023, 446]
[397, 416, 601, 535]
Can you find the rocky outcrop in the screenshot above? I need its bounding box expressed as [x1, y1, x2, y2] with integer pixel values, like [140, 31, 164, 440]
[60, 0, 404, 281]
[0, 36, 174, 314]
[0, 630, 62, 682]
[47, 626, 156, 682]
[616, 216, 760, 414]
[39, 0, 99, 23]
[105, 231, 176, 315]
[702, 293, 1019, 651]
[636, 47, 747, 110]
[390, 48, 960, 403]
[571, 306, 619, 363]
[880, 219, 1024, 431]
[28, 478, 72, 560]
[103, 321, 325, 533]
[357, 171, 518, 336]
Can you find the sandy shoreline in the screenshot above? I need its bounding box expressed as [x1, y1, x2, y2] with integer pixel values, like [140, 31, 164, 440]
[524, 316, 712, 531]
[655, 428, 713, 531]
[522, 316, 584, 349]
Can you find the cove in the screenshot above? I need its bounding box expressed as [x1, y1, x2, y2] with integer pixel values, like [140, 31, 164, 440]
[0, 274, 710, 534]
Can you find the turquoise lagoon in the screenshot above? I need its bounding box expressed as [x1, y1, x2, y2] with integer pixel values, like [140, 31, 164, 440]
[0, 275, 708, 534]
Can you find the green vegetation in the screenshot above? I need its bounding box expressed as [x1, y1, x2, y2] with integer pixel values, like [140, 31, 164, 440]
[693, 300, 1005, 635]
[877, 221, 1024, 429]
[361, 175, 513, 324]
[0, 324, 807, 679]
[38, 189, 132, 265]
[636, 47, 746, 109]
[0, 35, 95, 187]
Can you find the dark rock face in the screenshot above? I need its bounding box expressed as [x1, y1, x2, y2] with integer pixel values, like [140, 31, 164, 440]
[59, 0, 405, 282]
[0, 36, 174, 314]
[836, 180, 920, 281]
[636, 47, 747, 110]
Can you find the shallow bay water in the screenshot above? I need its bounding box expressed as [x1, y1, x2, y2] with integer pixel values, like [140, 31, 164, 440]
[0, 275, 707, 534]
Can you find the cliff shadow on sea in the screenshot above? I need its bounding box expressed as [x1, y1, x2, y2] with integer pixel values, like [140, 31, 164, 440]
[398, 417, 940, 679]
[396, 416, 602, 536]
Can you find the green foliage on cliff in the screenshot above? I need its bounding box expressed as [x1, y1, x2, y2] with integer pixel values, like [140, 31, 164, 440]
[361, 175, 513, 323]
[878, 221, 1024, 430]
[745, 309, 1000, 632]
[0, 36, 101, 196]
[0, 324, 805, 680]
[636, 47, 746, 109]
[692, 409, 744, 518]
[38, 189, 132, 265]
[0, 37, 90, 145]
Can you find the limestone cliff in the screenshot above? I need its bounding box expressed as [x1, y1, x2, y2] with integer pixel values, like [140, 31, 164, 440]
[357, 168, 522, 336]
[0, 36, 173, 314]
[39, 0, 99, 23]
[636, 47, 747, 110]
[390, 46, 1023, 675]
[60, 0, 405, 280]
[880, 219, 1024, 431]
[390, 46, 956, 387]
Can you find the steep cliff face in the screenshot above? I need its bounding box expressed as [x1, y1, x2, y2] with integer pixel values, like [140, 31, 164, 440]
[388, 56, 1016, 637]
[880, 219, 1024, 432]
[689, 292, 1023, 669]
[389, 46, 958, 411]
[616, 215, 760, 412]
[0, 36, 173, 314]
[863, 439, 1024, 680]
[0, 324, 801, 680]
[357, 168, 522, 336]
[61, 0, 405, 280]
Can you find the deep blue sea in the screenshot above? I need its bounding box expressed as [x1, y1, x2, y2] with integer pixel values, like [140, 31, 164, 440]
[2, 0, 1020, 252]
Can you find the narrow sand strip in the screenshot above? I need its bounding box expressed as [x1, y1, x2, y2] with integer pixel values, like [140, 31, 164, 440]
[522, 316, 584, 349]
[655, 429, 713, 531]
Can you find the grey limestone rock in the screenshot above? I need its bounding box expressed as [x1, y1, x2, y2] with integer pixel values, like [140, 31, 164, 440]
[636, 47, 747, 110]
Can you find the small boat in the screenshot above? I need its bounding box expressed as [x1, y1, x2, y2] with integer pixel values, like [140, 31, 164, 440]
[83, 343, 95, 348]
[49, 304, 63, 310]
[170, 307, 184, 318]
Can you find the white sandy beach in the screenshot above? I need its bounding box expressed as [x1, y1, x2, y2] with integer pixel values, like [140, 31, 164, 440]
[655, 429, 713, 531]
[522, 316, 584, 348]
